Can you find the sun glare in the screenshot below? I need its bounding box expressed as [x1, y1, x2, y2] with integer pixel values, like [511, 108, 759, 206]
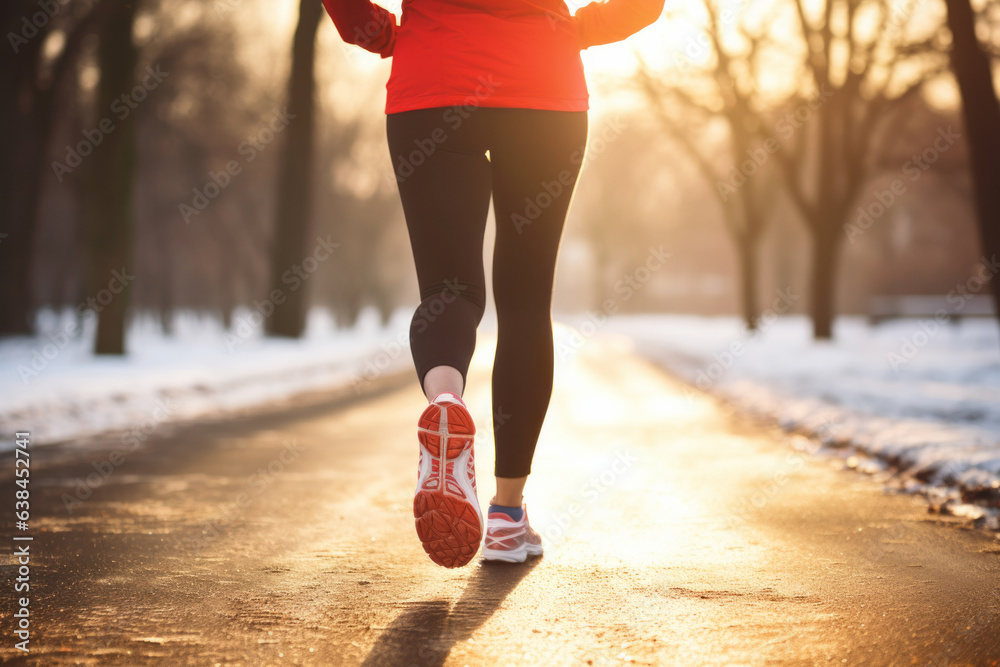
[582, 17, 693, 113]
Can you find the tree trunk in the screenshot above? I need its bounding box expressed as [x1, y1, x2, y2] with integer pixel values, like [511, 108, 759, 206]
[0, 110, 37, 334]
[336, 293, 363, 330]
[943, 0, 1000, 331]
[1, 2, 100, 336]
[0, 3, 43, 336]
[266, 0, 322, 338]
[0, 200, 35, 335]
[809, 226, 842, 340]
[83, 0, 139, 355]
[736, 239, 759, 331]
[10, 83, 61, 329]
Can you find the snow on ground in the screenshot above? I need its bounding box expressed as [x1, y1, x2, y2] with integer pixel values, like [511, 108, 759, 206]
[5, 301, 999, 521]
[575, 314, 1000, 518]
[0, 306, 422, 448]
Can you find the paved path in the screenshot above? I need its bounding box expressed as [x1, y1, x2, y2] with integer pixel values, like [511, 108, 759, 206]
[2, 333, 999, 665]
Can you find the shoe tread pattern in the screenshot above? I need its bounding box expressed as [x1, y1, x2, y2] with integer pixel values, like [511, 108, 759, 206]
[414, 400, 480, 568]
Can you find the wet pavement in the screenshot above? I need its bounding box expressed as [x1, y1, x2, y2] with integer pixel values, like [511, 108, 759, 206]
[2, 332, 999, 665]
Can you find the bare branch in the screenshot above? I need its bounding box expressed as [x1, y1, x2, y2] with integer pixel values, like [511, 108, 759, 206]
[793, 0, 825, 91]
[636, 64, 725, 189]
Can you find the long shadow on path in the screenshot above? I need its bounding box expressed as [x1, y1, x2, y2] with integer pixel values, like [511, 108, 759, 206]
[361, 558, 541, 666]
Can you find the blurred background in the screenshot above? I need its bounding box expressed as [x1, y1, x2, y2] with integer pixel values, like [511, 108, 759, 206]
[2, 0, 998, 348]
[3, 3, 1000, 656]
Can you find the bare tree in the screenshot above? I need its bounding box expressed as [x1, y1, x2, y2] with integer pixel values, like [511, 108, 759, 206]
[266, 0, 322, 338]
[131, 3, 274, 332]
[0, 0, 102, 335]
[568, 112, 674, 312]
[636, 2, 783, 330]
[643, 0, 948, 338]
[83, 0, 140, 354]
[764, 0, 948, 338]
[5, 0, 414, 342]
[943, 0, 1000, 333]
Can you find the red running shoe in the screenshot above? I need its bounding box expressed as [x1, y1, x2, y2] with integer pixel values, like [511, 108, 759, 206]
[413, 392, 483, 567]
[482, 504, 544, 563]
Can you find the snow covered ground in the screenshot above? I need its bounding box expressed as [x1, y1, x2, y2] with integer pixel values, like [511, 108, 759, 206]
[4, 302, 999, 523]
[0, 306, 421, 448]
[582, 314, 1000, 523]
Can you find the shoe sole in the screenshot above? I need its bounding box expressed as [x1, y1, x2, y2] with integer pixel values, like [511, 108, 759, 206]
[414, 399, 482, 568]
[482, 543, 544, 563]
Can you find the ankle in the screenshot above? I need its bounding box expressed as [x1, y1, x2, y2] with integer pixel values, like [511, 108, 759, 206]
[493, 475, 528, 508]
[490, 494, 523, 508]
[487, 503, 524, 521]
[422, 365, 464, 401]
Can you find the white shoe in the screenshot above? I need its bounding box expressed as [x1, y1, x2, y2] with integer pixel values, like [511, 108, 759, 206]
[413, 392, 483, 568]
[482, 503, 543, 563]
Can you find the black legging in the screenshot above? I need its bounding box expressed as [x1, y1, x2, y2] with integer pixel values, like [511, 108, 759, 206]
[387, 107, 588, 478]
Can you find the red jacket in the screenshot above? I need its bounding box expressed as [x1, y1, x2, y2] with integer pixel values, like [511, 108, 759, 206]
[322, 0, 665, 113]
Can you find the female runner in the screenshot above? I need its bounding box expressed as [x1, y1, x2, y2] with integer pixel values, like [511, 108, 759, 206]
[323, 0, 664, 567]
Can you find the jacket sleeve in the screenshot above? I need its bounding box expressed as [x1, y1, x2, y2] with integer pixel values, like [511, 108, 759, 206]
[321, 0, 397, 58]
[574, 0, 665, 50]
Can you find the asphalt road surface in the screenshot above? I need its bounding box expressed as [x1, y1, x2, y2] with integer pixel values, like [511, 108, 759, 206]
[2, 332, 999, 666]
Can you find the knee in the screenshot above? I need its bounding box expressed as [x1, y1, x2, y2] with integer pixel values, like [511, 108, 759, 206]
[420, 278, 485, 311]
[413, 278, 485, 328]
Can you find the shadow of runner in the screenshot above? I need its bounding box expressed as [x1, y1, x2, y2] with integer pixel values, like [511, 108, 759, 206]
[361, 558, 541, 667]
